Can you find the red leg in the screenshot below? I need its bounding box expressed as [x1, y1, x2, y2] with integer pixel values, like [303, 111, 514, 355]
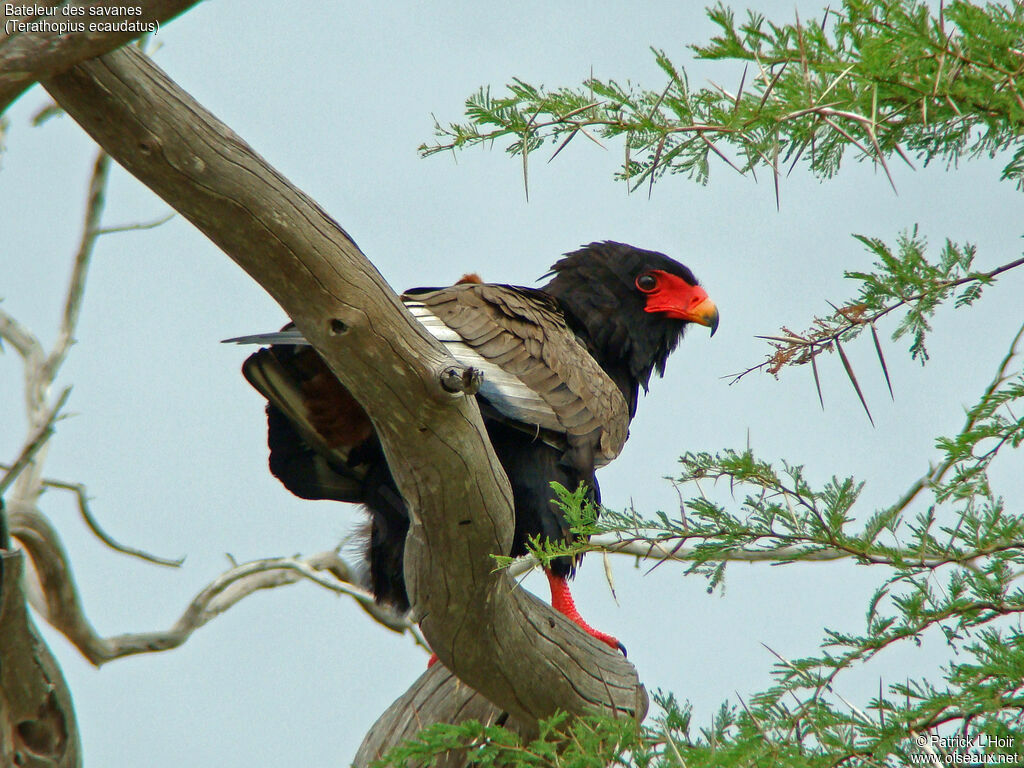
[427, 653, 440, 668]
[545, 570, 626, 655]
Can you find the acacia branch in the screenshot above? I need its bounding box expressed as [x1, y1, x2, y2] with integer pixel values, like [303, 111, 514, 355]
[880, 322, 1024, 514]
[42, 45, 647, 739]
[506, 535, 1012, 579]
[728, 255, 1024, 385]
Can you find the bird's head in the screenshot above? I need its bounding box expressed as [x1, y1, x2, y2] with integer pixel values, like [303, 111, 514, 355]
[627, 253, 719, 335]
[543, 241, 718, 390]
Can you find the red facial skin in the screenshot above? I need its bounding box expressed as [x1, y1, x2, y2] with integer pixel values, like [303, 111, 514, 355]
[636, 270, 719, 331]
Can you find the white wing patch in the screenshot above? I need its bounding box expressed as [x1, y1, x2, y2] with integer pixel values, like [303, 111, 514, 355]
[404, 302, 564, 433]
[226, 309, 566, 437]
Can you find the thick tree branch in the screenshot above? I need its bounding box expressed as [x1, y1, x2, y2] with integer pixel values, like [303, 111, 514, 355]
[0, 547, 80, 768]
[42, 45, 647, 737]
[0, 0, 199, 112]
[355, 666, 531, 765]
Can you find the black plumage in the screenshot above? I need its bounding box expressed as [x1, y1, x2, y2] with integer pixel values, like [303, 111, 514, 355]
[235, 241, 718, 647]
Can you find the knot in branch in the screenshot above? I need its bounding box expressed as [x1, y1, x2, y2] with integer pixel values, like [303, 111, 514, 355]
[440, 365, 482, 395]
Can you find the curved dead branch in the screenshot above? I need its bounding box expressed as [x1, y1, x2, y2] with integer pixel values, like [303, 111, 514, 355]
[9, 505, 423, 664]
[0, 467, 183, 567]
[41, 44, 647, 741]
[355, 665, 531, 764]
[0, 546, 80, 768]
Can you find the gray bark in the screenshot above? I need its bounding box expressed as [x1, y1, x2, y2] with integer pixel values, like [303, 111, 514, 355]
[355, 665, 532, 763]
[41, 44, 647, 748]
[0, 0, 200, 111]
[2, 5, 199, 767]
[0, 544, 80, 768]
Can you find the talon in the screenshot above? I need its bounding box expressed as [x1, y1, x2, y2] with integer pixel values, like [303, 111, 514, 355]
[546, 570, 624, 654]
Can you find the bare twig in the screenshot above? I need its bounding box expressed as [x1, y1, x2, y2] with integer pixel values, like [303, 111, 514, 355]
[44, 151, 110, 383]
[0, 307, 45, 365]
[9, 507, 426, 665]
[0, 388, 71, 496]
[0, 466, 182, 567]
[8, 149, 115, 513]
[95, 210, 175, 236]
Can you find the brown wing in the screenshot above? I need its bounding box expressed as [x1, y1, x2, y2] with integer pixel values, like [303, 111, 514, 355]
[402, 283, 629, 466]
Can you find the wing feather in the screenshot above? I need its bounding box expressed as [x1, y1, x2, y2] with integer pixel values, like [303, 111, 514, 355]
[405, 284, 628, 465]
[229, 283, 630, 466]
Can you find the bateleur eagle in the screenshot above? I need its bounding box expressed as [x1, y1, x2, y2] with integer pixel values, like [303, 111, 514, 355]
[229, 241, 718, 654]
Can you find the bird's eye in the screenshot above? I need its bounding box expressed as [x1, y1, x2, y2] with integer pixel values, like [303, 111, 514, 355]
[635, 273, 658, 292]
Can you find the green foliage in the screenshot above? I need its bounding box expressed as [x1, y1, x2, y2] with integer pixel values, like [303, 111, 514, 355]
[374, 710, 643, 768]
[731, 230, 1023, 391]
[431, 331, 1024, 766]
[424, 0, 1024, 396]
[379, 634, 1024, 766]
[848, 229, 980, 362]
[421, 0, 1024, 193]
[491, 482, 601, 572]
[413, 2, 1024, 765]
[695, 1, 1024, 186]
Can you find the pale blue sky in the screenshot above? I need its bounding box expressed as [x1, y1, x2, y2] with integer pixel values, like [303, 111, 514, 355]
[2, 1, 1022, 764]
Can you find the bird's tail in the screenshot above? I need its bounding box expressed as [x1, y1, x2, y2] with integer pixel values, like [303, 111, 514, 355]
[242, 345, 370, 503]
